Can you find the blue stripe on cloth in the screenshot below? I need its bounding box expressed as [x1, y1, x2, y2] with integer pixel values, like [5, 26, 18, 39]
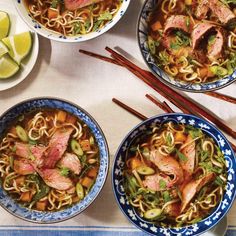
[0, 230, 147, 236]
[226, 230, 236, 236]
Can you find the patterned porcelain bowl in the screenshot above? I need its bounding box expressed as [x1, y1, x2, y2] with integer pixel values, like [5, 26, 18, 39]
[14, 0, 130, 42]
[0, 97, 109, 223]
[112, 113, 236, 236]
[137, 0, 236, 92]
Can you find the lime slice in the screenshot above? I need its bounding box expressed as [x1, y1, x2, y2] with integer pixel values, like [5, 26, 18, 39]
[2, 31, 32, 64]
[0, 41, 8, 57]
[0, 11, 10, 40]
[0, 54, 19, 79]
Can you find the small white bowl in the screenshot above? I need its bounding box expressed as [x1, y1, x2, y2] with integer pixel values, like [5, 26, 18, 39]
[14, 0, 130, 42]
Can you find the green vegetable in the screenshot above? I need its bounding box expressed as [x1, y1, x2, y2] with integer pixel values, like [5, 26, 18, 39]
[176, 149, 188, 162]
[200, 150, 209, 162]
[148, 36, 159, 55]
[158, 50, 169, 65]
[163, 191, 171, 203]
[51, 0, 60, 8]
[89, 136, 94, 145]
[76, 182, 84, 200]
[60, 167, 70, 177]
[92, 20, 102, 31]
[214, 176, 225, 186]
[32, 176, 50, 202]
[187, 127, 202, 139]
[208, 35, 216, 45]
[210, 66, 228, 77]
[73, 22, 82, 35]
[28, 139, 37, 145]
[71, 139, 83, 156]
[159, 179, 166, 189]
[98, 11, 113, 21]
[144, 208, 162, 220]
[166, 133, 172, 146]
[186, 16, 190, 28]
[136, 166, 155, 175]
[9, 156, 14, 170]
[84, 19, 91, 31]
[16, 125, 28, 142]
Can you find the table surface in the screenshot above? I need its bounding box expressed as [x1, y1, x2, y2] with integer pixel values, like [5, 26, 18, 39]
[1, 0, 236, 235]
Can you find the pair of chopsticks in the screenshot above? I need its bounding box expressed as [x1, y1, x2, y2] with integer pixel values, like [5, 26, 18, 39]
[79, 48, 236, 152]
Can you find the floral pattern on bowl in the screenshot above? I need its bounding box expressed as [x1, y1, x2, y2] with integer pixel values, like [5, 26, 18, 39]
[112, 113, 236, 235]
[14, 0, 130, 42]
[137, 0, 236, 92]
[0, 97, 109, 223]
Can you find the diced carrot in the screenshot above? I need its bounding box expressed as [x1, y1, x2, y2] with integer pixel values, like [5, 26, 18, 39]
[47, 8, 59, 19]
[66, 114, 77, 124]
[174, 132, 187, 143]
[81, 176, 93, 188]
[87, 167, 98, 178]
[36, 201, 47, 211]
[130, 157, 142, 170]
[15, 176, 25, 186]
[185, 0, 192, 5]
[72, 196, 80, 203]
[151, 21, 162, 31]
[80, 139, 91, 151]
[20, 192, 32, 202]
[57, 110, 67, 123]
[199, 67, 214, 78]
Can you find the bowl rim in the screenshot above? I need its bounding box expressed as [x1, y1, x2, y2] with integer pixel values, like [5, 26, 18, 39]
[112, 113, 236, 236]
[136, 0, 236, 93]
[0, 96, 110, 224]
[13, 0, 131, 43]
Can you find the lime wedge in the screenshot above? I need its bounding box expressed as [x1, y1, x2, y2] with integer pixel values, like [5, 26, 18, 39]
[0, 11, 10, 40]
[2, 31, 32, 64]
[0, 54, 19, 79]
[0, 41, 8, 57]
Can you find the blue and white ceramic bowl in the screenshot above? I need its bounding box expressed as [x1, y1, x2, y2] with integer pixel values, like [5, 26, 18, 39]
[14, 0, 130, 42]
[137, 0, 236, 92]
[112, 113, 236, 236]
[0, 97, 109, 223]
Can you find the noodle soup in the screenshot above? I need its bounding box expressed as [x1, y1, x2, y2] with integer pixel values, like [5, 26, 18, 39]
[0, 109, 100, 211]
[147, 0, 236, 84]
[124, 121, 227, 227]
[24, 0, 122, 36]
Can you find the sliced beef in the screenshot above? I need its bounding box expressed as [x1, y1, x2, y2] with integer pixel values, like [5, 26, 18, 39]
[64, 0, 103, 11]
[143, 174, 171, 191]
[192, 22, 215, 50]
[195, 0, 209, 20]
[209, 0, 236, 25]
[59, 153, 82, 175]
[164, 15, 193, 35]
[180, 135, 195, 180]
[14, 159, 35, 175]
[42, 128, 73, 169]
[181, 173, 215, 212]
[208, 28, 225, 61]
[38, 168, 74, 191]
[150, 150, 184, 186]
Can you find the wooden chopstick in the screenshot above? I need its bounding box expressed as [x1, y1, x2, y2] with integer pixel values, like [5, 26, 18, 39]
[112, 98, 147, 120]
[104, 47, 236, 139]
[205, 91, 236, 105]
[145, 94, 174, 113]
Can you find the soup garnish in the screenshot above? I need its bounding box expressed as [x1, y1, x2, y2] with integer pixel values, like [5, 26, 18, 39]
[24, 0, 122, 36]
[124, 121, 227, 227]
[147, 0, 236, 83]
[0, 109, 100, 211]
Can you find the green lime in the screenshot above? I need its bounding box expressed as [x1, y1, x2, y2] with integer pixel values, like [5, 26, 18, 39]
[0, 11, 10, 40]
[0, 54, 19, 79]
[0, 41, 8, 57]
[2, 31, 32, 64]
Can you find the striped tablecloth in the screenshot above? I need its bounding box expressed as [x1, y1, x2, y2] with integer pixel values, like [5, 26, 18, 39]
[0, 0, 236, 235]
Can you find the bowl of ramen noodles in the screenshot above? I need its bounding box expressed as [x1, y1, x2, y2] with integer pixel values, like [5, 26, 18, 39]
[138, 0, 236, 92]
[112, 113, 236, 235]
[13, 0, 130, 42]
[0, 97, 109, 223]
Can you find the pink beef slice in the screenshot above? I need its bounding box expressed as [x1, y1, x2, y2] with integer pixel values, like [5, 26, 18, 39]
[164, 15, 193, 34]
[14, 159, 35, 175]
[59, 153, 82, 175]
[64, 0, 104, 11]
[195, 0, 209, 20]
[209, 0, 236, 25]
[192, 22, 215, 49]
[208, 28, 225, 61]
[42, 128, 73, 169]
[38, 168, 74, 191]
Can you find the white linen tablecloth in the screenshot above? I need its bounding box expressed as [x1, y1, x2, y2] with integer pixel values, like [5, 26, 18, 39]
[0, 0, 236, 235]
